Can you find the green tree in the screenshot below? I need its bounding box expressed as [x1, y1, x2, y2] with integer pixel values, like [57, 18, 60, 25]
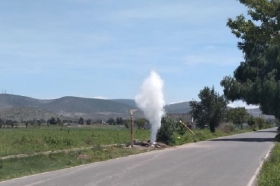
[190, 86, 228, 133]
[24, 121, 29, 128]
[247, 115, 256, 128]
[56, 118, 63, 127]
[86, 119, 91, 125]
[6, 120, 14, 128]
[221, 0, 280, 120]
[123, 119, 130, 129]
[107, 118, 115, 125]
[0, 118, 3, 128]
[136, 118, 146, 129]
[227, 107, 248, 128]
[49, 117, 57, 125]
[156, 116, 176, 145]
[36, 120, 42, 127]
[255, 117, 266, 129]
[78, 117, 84, 125]
[116, 117, 124, 125]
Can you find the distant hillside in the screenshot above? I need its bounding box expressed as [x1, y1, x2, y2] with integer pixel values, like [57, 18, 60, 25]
[164, 102, 191, 113]
[40, 96, 136, 116]
[247, 108, 275, 120]
[0, 94, 192, 121]
[110, 99, 137, 108]
[0, 94, 43, 108]
[0, 94, 137, 120]
[111, 99, 191, 113]
[1, 94, 276, 122]
[0, 107, 66, 121]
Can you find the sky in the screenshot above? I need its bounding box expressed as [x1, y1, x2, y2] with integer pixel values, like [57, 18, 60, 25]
[0, 0, 258, 108]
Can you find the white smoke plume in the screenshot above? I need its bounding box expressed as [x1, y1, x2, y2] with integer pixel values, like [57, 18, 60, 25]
[135, 70, 165, 144]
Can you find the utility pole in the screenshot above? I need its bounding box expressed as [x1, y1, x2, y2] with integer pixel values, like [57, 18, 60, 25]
[130, 109, 136, 147]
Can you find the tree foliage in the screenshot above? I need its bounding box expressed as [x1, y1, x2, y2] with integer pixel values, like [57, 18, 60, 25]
[255, 117, 266, 129]
[123, 119, 130, 129]
[190, 86, 228, 133]
[86, 119, 91, 125]
[116, 117, 124, 125]
[136, 118, 147, 129]
[48, 117, 57, 125]
[221, 0, 280, 119]
[156, 116, 176, 145]
[227, 107, 248, 128]
[107, 118, 115, 125]
[56, 118, 62, 125]
[78, 117, 84, 125]
[247, 115, 256, 127]
[0, 118, 3, 128]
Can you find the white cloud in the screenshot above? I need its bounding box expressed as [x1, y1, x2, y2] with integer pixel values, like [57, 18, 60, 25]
[227, 101, 259, 109]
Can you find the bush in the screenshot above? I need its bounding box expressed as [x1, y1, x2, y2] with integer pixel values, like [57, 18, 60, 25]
[175, 121, 186, 135]
[275, 134, 280, 142]
[255, 117, 265, 129]
[220, 124, 235, 133]
[156, 116, 176, 145]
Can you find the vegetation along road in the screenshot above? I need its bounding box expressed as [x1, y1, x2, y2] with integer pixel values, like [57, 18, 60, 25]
[0, 128, 276, 186]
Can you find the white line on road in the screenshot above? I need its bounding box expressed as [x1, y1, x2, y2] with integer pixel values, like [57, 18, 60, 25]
[246, 144, 274, 186]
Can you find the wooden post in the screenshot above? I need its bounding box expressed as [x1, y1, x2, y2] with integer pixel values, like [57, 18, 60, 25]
[179, 120, 195, 135]
[130, 109, 134, 147]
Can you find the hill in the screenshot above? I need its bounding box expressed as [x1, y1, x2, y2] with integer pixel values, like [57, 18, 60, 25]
[247, 108, 275, 120]
[164, 102, 190, 113]
[112, 99, 191, 113]
[0, 107, 65, 121]
[1, 94, 276, 122]
[0, 94, 137, 120]
[40, 96, 136, 116]
[0, 94, 44, 108]
[0, 94, 193, 121]
[110, 99, 137, 108]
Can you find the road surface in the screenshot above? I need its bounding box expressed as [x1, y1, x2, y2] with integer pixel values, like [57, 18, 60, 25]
[0, 128, 276, 186]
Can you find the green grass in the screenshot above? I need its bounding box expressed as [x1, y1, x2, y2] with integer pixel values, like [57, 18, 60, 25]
[0, 126, 150, 157]
[257, 142, 280, 186]
[0, 145, 151, 181]
[173, 127, 253, 145]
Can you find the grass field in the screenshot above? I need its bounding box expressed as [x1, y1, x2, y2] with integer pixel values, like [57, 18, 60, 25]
[0, 126, 150, 157]
[0, 125, 254, 157]
[0, 145, 152, 181]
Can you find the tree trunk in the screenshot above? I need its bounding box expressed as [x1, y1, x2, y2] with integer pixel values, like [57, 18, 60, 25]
[209, 122, 215, 133]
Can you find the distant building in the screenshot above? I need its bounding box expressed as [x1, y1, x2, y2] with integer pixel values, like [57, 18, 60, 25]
[167, 113, 195, 128]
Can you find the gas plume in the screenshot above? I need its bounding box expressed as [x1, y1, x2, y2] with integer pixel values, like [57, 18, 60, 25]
[135, 70, 165, 144]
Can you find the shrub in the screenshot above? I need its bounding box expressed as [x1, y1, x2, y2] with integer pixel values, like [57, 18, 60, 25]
[275, 134, 280, 142]
[220, 124, 235, 133]
[175, 121, 186, 135]
[156, 116, 176, 145]
[255, 117, 265, 129]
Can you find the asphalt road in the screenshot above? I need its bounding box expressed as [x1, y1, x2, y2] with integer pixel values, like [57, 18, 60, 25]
[0, 128, 276, 186]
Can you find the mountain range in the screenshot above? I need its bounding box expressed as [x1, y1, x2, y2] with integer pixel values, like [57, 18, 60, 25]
[0, 94, 191, 121]
[0, 93, 273, 122]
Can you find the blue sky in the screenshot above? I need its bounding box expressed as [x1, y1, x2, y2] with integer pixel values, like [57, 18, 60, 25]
[0, 0, 257, 107]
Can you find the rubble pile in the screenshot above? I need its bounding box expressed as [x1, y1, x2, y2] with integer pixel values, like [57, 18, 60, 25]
[126, 139, 169, 149]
